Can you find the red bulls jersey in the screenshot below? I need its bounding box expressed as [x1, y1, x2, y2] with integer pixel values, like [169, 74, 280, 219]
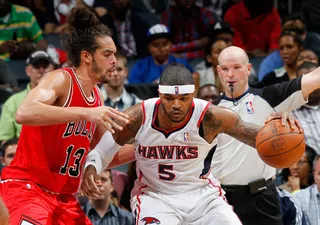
[1, 67, 102, 194]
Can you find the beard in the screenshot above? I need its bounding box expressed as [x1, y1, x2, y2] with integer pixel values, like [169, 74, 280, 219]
[160, 102, 190, 123]
[92, 57, 110, 84]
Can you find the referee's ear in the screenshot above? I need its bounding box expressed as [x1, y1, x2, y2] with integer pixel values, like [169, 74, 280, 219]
[247, 63, 252, 74]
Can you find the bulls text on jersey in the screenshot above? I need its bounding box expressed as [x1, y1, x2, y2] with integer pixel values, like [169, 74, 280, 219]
[62, 121, 95, 141]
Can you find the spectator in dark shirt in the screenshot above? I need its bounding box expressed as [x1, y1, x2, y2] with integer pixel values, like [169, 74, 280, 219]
[161, 0, 217, 60]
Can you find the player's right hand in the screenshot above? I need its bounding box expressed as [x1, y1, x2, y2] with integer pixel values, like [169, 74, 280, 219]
[81, 165, 101, 199]
[87, 106, 129, 134]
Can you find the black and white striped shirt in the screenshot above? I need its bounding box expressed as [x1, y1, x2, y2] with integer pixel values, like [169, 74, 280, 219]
[293, 104, 320, 153]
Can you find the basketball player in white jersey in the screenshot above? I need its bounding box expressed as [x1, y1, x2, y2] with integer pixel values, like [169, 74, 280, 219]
[81, 63, 300, 225]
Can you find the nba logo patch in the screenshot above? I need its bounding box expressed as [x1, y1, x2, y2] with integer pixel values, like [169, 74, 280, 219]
[184, 132, 189, 141]
[246, 101, 254, 114]
[175, 86, 179, 94]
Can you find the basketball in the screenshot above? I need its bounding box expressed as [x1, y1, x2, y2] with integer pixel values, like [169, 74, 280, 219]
[256, 119, 305, 168]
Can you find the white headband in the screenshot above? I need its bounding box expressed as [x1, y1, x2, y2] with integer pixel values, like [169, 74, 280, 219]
[158, 85, 195, 94]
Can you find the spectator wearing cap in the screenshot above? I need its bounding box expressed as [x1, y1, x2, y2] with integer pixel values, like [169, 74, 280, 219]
[208, 21, 234, 47]
[0, 51, 54, 142]
[0, 0, 47, 61]
[0, 138, 18, 175]
[128, 24, 193, 84]
[161, 0, 217, 60]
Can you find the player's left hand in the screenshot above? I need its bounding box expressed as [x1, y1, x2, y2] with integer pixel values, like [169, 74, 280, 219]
[81, 165, 101, 198]
[264, 112, 304, 133]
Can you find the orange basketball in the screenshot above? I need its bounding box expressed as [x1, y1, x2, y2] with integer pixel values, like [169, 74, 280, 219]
[256, 119, 305, 168]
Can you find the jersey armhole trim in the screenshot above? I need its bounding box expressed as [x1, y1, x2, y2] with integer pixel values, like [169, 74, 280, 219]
[141, 101, 146, 125]
[197, 102, 211, 127]
[61, 70, 73, 108]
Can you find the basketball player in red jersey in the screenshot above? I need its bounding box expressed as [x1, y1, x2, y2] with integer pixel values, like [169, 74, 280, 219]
[0, 6, 130, 225]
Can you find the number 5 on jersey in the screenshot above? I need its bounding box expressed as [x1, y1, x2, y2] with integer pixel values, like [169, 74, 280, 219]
[60, 145, 86, 177]
[158, 164, 175, 181]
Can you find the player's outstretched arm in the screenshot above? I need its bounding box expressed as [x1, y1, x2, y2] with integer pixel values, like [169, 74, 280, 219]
[301, 66, 320, 99]
[204, 105, 260, 148]
[15, 69, 129, 130]
[81, 103, 142, 198]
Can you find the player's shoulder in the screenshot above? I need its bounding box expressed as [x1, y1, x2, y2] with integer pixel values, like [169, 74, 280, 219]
[40, 68, 71, 84]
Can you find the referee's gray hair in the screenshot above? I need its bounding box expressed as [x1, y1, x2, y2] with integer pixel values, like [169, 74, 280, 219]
[313, 155, 320, 171]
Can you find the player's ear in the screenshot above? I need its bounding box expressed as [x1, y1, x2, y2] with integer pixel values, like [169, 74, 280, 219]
[81, 50, 92, 64]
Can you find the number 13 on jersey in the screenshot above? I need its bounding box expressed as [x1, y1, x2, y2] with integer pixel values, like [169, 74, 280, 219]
[60, 145, 86, 177]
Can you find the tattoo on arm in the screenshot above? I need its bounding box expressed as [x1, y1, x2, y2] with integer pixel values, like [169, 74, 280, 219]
[114, 103, 142, 145]
[226, 116, 260, 148]
[203, 109, 223, 133]
[127, 104, 143, 133]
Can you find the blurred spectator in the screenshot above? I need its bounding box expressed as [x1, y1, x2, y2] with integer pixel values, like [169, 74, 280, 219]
[258, 13, 320, 81]
[195, 0, 228, 17]
[101, 53, 141, 111]
[119, 161, 137, 212]
[208, 20, 233, 47]
[276, 188, 305, 225]
[224, 0, 281, 57]
[0, 51, 54, 142]
[295, 49, 319, 69]
[43, 0, 93, 34]
[194, 20, 234, 71]
[83, 169, 134, 225]
[279, 145, 317, 193]
[0, 0, 47, 61]
[258, 31, 303, 87]
[131, 0, 171, 58]
[128, 24, 193, 84]
[293, 62, 320, 153]
[303, 0, 320, 34]
[193, 37, 228, 94]
[161, 0, 217, 60]
[197, 84, 220, 105]
[99, 0, 137, 59]
[0, 59, 18, 88]
[294, 155, 320, 225]
[0, 138, 18, 175]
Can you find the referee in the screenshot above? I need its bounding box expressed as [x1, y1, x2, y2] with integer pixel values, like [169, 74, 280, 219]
[212, 46, 320, 225]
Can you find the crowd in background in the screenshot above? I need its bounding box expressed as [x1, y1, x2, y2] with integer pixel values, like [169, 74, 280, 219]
[0, 0, 320, 224]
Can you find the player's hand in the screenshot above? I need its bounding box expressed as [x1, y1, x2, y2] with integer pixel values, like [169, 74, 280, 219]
[264, 112, 304, 133]
[87, 106, 129, 134]
[0, 41, 18, 54]
[81, 165, 101, 199]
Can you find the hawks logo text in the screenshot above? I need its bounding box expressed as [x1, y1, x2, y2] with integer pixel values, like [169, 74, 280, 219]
[141, 217, 161, 225]
[138, 144, 198, 160]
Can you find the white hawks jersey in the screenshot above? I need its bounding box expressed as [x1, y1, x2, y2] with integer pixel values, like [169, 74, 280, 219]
[131, 98, 221, 196]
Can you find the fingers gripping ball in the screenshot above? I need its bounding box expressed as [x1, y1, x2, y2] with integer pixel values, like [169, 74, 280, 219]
[256, 119, 305, 168]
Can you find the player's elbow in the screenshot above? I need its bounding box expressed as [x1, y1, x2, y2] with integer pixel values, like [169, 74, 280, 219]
[15, 104, 33, 125]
